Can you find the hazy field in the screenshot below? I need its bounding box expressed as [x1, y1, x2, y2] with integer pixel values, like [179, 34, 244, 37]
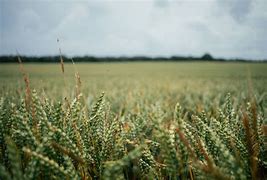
[0, 62, 266, 112]
[1, 62, 266, 98]
[0, 62, 266, 179]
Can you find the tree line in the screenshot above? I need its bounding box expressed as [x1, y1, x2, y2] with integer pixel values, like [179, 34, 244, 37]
[0, 53, 265, 63]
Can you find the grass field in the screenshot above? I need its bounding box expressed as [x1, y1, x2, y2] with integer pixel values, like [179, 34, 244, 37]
[0, 62, 267, 179]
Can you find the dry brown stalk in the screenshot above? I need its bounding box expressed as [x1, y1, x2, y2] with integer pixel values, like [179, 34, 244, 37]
[196, 139, 231, 180]
[196, 138, 213, 170]
[16, 52, 31, 109]
[51, 141, 86, 165]
[242, 111, 258, 180]
[175, 128, 197, 160]
[60, 51, 65, 73]
[189, 165, 194, 180]
[57, 38, 64, 74]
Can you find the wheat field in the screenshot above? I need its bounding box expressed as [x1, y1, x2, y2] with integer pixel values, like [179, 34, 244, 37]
[0, 62, 266, 179]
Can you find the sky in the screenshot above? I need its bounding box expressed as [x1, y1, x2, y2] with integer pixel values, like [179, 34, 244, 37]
[0, 0, 267, 60]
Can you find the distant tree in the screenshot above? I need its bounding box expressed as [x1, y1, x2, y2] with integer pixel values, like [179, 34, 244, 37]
[201, 53, 213, 60]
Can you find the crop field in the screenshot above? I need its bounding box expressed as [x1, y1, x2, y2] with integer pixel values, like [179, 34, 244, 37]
[0, 62, 267, 179]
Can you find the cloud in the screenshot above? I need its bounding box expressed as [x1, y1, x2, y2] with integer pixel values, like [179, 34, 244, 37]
[154, 0, 171, 8]
[216, 0, 253, 23]
[0, 0, 266, 59]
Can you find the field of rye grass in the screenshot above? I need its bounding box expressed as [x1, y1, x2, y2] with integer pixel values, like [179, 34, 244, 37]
[0, 61, 266, 179]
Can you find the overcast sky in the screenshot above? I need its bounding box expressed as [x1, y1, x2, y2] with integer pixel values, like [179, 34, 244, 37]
[0, 0, 267, 59]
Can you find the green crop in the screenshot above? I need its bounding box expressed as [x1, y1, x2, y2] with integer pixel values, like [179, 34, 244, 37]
[0, 62, 266, 179]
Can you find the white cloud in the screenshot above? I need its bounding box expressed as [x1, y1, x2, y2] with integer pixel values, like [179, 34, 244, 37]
[0, 0, 266, 59]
